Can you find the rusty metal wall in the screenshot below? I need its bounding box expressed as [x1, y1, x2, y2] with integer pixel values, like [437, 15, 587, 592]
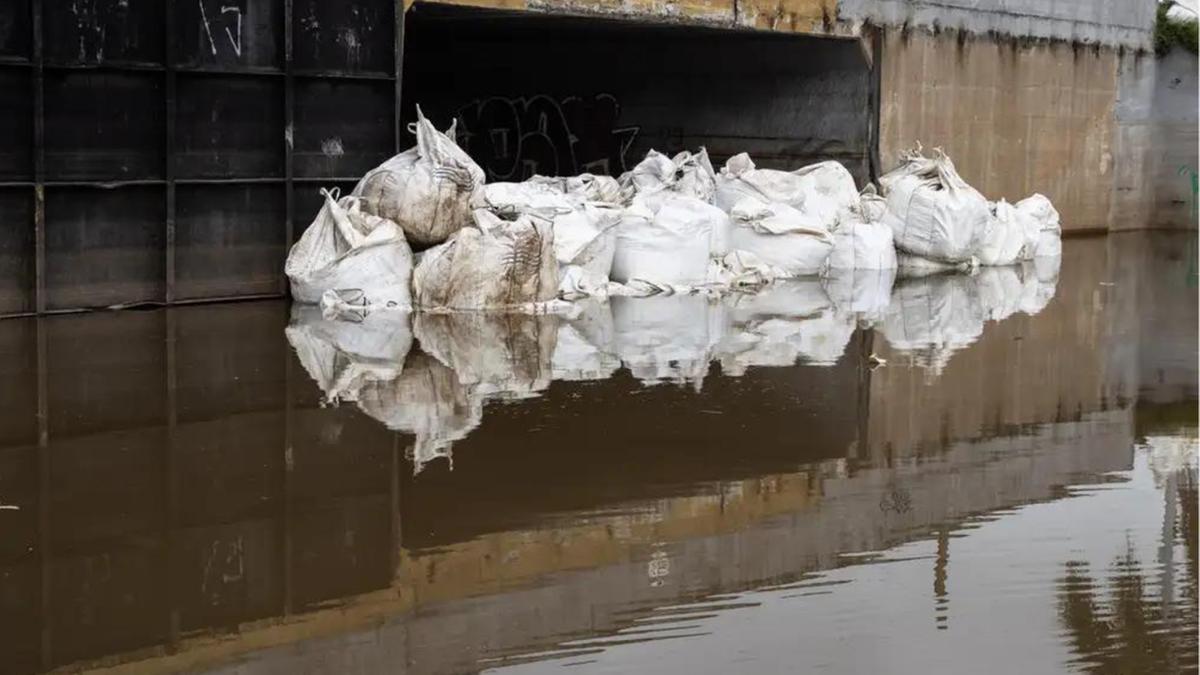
[0, 0, 402, 317]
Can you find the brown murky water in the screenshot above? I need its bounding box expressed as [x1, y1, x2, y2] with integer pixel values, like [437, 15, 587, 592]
[0, 233, 1195, 674]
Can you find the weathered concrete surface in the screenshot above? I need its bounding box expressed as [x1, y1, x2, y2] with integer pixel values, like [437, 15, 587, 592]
[879, 30, 1120, 232]
[1112, 48, 1199, 230]
[838, 0, 1155, 50]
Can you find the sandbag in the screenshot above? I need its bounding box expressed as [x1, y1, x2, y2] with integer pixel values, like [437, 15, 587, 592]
[529, 173, 623, 205]
[880, 149, 991, 262]
[791, 160, 861, 224]
[715, 152, 809, 212]
[1016, 193, 1063, 258]
[412, 210, 558, 310]
[977, 199, 1029, 266]
[727, 196, 834, 277]
[285, 188, 413, 312]
[619, 148, 717, 203]
[612, 294, 718, 387]
[352, 108, 486, 247]
[611, 194, 730, 286]
[824, 193, 897, 272]
[481, 181, 621, 294]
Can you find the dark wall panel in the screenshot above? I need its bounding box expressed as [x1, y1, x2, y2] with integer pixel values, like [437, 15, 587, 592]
[44, 0, 164, 65]
[0, 318, 36, 446]
[0, 68, 32, 180]
[175, 183, 286, 299]
[176, 0, 284, 70]
[44, 186, 166, 310]
[404, 7, 872, 180]
[292, 0, 395, 75]
[293, 79, 393, 178]
[0, 2, 32, 59]
[175, 76, 285, 178]
[44, 72, 165, 181]
[0, 189, 33, 315]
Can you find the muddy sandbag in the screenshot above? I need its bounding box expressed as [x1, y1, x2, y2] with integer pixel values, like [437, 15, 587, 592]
[619, 148, 717, 203]
[412, 209, 558, 310]
[881, 274, 984, 375]
[824, 193, 897, 272]
[356, 351, 483, 474]
[1016, 194, 1063, 259]
[481, 181, 620, 295]
[285, 305, 412, 402]
[285, 188, 413, 312]
[351, 108, 485, 247]
[727, 196, 834, 277]
[880, 149, 990, 263]
[715, 280, 855, 372]
[414, 311, 557, 401]
[552, 299, 621, 382]
[612, 294, 718, 387]
[611, 194, 730, 287]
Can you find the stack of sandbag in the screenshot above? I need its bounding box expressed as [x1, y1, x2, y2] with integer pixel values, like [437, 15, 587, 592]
[480, 181, 621, 298]
[285, 187, 414, 314]
[611, 193, 731, 287]
[824, 190, 897, 273]
[351, 108, 485, 247]
[412, 209, 558, 310]
[879, 149, 990, 266]
[1016, 194, 1063, 259]
[726, 196, 834, 277]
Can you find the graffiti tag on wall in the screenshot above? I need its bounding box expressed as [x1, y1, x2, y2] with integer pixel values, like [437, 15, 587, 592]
[455, 94, 640, 181]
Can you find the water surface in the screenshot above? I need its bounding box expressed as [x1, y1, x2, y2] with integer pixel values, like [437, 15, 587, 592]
[0, 233, 1194, 674]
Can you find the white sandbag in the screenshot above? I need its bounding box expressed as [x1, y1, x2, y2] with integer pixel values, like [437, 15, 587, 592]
[552, 299, 621, 381]
[285, 305, 412, 403]
[1016, 193, 1063, 258]
[414, 311, 557, 401]
[528, 173, 623, 205]
[412, 210, 558, 310]
[822, 267, 897, 326]
[977, 199, 1029, 266]
[715, 280, 855, 372]
[481, 181, 621, 294]
[285, 188, 413, 312]
[727, 196, 834, 277]
[611, 194, 730, 286]
[824, 193, 897, 272]
[715, 152, 809, 212]
[612, 294, 717, 387]
[880, 149, 991, 262]
[619, 148, 717, 203]
[975, 266, 1024, 322]
[356, 352, 483, 474]
[351, 108, 485, 246]
[791, 160, 861, 224]
[880, 274, 984, 375]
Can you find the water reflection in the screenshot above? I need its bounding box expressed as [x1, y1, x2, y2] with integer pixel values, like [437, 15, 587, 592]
[0, 233, 1193, 675]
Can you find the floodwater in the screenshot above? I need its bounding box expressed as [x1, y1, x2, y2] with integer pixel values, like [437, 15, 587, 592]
[0, 232, 1195, 675]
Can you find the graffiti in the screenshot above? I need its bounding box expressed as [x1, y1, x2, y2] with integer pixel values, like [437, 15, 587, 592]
[199, 1, 243, 58]
[455, 94, 640, 182]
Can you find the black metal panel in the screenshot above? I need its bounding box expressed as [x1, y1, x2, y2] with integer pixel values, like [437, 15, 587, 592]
[43, 72, 165, 180]
[0, 189, 34, 314]
[293, 79, 392, 178]
[174, 75, 285, 178]
[175, 184, 286, 299]
[44, 186, 166, 310]
[0, 1, 32, 59]
[43, 0, 164, 66]
[0, 68, 32, 180]
[292, 0, 394, 75]
[175, 0, 284, 70]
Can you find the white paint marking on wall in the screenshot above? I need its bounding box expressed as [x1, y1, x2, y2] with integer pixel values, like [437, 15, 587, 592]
[322, 137, 346, 158]
[221, 5, 243, 57]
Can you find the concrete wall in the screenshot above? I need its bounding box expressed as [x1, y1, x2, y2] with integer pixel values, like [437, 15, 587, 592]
[1112, 48, 1200, 230]
[879, 29, 1121, 232]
